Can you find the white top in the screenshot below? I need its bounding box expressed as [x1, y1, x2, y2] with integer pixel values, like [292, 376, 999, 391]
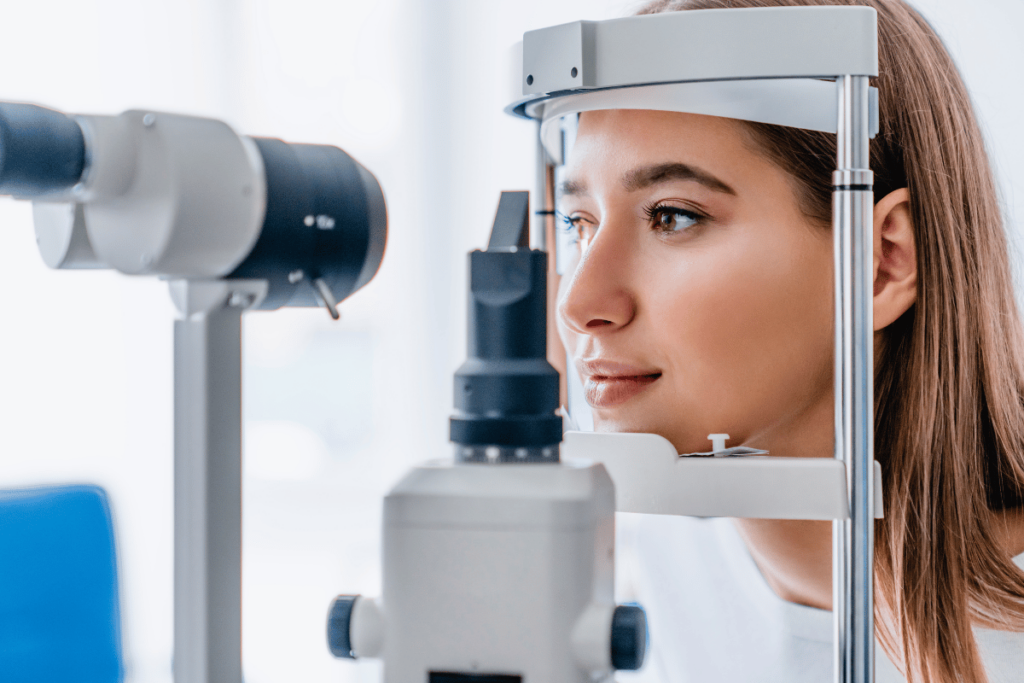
[615, 514, 1024, 683]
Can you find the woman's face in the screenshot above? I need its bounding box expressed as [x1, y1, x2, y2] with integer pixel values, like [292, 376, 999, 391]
[557, 109, 834, 454]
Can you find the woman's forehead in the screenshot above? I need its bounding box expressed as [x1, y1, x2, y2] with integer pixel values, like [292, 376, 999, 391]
[566, 109, 768, 191]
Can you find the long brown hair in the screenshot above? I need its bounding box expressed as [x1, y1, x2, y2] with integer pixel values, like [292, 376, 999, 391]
[635, 0, 1024, 680]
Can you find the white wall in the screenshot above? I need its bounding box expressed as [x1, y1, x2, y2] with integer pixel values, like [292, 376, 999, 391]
[0, 1, 1020, 682]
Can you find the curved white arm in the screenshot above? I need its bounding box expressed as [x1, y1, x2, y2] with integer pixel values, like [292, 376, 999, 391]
[564, 431, 883, 520]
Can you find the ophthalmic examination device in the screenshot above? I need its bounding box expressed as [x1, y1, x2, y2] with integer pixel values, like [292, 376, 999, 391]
[3, 5, 885, 683]
[0, 102, 386, 683]
[325, 6, 885, 683]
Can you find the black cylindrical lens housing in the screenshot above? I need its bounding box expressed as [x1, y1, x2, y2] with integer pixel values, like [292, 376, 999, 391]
[0, 103, 86, 196]
[450, 249, 562, 449]
[229, 137, 387, 309]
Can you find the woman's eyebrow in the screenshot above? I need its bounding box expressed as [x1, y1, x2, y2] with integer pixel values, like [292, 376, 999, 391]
[622, 162, 736, 195]
[558, 163, 734, 198]
[559, 178, 588, 197]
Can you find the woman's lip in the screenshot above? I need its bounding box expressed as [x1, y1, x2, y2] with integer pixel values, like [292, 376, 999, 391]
[577, 358, 662, 378]
[583, 373, 662, 408]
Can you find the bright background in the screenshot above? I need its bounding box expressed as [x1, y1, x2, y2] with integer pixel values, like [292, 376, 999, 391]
[0, 1, 1021, 681]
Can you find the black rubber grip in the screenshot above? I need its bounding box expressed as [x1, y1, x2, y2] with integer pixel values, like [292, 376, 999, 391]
[326, 595, 359, 659]
[611, 604, 648, 671]
[0, 102, 86, 196]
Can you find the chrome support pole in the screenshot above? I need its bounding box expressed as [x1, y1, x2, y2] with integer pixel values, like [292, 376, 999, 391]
[169, 279, 265, 683]
[531, 118, 550, 251]
[832, 75, 875, 683]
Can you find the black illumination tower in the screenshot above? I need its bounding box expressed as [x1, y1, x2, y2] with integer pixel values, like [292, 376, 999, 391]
[449, 191, 562, 462]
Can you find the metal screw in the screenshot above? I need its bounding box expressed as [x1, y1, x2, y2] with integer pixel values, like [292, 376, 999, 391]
[571, 67, 578, 78]
[287, 269, 304, 284]
[312, 277, 341, 321]
[526, 75, 534, 86]
[228, 292, 255, 308]
[142, 113, 156, 127]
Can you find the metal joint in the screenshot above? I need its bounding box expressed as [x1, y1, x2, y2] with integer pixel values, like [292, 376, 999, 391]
[832, 169, 874, 188]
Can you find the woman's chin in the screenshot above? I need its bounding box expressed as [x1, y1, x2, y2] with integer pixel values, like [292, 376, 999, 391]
[589, 408, 657, 435]
[590, 415, 724, 455]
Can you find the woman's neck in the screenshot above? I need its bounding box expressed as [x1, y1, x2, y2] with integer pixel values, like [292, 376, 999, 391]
[732, 394, 836, 610]
[730, 395, 1024, 612]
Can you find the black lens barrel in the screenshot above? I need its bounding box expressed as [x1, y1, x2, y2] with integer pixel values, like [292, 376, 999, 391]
[228, 137, 387, 309]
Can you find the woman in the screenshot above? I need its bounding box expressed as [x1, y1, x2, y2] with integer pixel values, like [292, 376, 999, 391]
[553, 0, 1024, 681]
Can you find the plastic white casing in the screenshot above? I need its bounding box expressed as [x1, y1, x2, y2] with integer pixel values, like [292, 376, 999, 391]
[32, 111, 266, 278]
[506, 7, 881, 164]
[519, 7, 877, 97]
[535, 79, 879, 165]
[33, 203, 102, 269]
[565, 432, 883, 521]
[351, 460, 619, 683]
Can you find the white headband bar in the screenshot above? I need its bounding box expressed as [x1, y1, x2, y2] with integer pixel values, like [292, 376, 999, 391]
[507, 6, 880, 158]
[513, 6, 877, 106]
[536, 79, 880, 165]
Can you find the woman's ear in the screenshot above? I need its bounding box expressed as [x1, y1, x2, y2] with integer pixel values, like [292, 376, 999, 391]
[873, 188, 917, 330]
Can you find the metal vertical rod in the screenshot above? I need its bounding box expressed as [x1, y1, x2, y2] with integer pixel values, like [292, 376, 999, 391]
[531, 118, 550, 250]
[832, 74, 875, 683]
[534, 126, 567, 408]
[173, 283, 245, 683]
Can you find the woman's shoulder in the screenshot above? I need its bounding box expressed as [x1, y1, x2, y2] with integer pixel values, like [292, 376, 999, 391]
[974, 616, 1024, 683]
[957, 540, 1024, 683]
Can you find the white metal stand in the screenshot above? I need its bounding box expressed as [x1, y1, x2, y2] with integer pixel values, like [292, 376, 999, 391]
[169, 279, 267, 683]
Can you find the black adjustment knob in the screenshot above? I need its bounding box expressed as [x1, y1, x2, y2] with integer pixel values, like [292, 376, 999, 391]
[610, 604, 648, 671]
[327, 594, 360, 659]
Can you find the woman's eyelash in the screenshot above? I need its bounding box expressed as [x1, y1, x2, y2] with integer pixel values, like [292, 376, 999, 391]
[557, 211, 590, 239]
[556, 205, 705, 242]
[557, 211, 592, 229]
[555, 211, 581, 245]
[642, 202, 705, 233]
[641, 202, 702, 222]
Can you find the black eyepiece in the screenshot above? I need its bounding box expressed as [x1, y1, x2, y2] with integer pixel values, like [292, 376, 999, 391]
[0, 103, 86, 196]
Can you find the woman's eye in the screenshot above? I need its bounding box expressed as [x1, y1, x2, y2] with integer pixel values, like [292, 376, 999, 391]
[646, 205, 701, 234]
[559, 213, 596, 246]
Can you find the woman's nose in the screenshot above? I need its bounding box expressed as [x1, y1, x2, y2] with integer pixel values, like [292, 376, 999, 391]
[557, 227, 636, 335]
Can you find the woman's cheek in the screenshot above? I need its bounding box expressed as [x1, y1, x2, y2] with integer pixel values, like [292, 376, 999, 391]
[644, 228, 822, 393]
[555, 251, 582, 351]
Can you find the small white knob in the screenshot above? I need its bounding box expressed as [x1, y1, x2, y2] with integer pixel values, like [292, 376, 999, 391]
[708, 434, 730, 452]
[350, 596, 386, 659]
[571, 602, 615, 673]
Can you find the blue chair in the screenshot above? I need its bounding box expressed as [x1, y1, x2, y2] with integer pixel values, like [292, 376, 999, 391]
[0, 484, 123, 682]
